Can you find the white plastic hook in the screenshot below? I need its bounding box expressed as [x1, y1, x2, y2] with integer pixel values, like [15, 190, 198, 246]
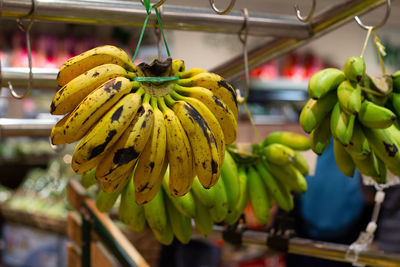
[355, 0, 391, 31]
[209, 0, 236, 15]
[294, 0, 316, 23]
[7, 0, 36, 100]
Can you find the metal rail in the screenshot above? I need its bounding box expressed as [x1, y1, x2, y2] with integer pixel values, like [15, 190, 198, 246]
[211, 0, 387, 80]
[1, 67, 58, 90]
[210, 225, 400, 267]
[0, 0, 310, 39]
[0, 118, 54, 137]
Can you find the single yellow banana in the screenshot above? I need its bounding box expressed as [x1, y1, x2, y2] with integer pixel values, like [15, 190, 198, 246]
[247, 166, 270, 225]
[143, 188, 174, 245]
[262, 131, 310, 151]
[308, 68, 345, 99]
[135, 157, 168, 205]
[158, 97, 194, 197]
[71, 91, 143, 174]
[50, 113, 72, 145]
[57, 45, 137, 87]
[118, 174, 146, 232]
[162, 168, 196, 218]
[299, 90, 337, 133]
[171, 59, 185, 75]
[176, 72, 238, 120]
[133, 97, 167, 203]
[333, 138, 355, 177]
[51, 64, 137, 115]
[310, 115, 332, 155]
[173, 84, 237, 144]
[96, 95, 154, 189]
[170, 90, 225, 165]
[167, 96, 220, 189]
[63, 77, 139, 143]
[263, 143, 295, 165]
[176, 68, 207, 79]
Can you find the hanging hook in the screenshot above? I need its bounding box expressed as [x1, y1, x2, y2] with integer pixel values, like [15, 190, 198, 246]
[238, 8, 249, 103]
[154, 6, 163, 59]
[355, 0, 391, 31]
[209, 0, 236, 15]
[7, 0, 36, 99]
[294, 0, 316, 23]
[140, 0, 166, 9]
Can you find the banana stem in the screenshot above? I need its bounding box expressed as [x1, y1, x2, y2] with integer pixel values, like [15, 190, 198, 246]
[361, 86, 385, 96]
[143, 93, 151, 104]
[151, 97, 159, 109]
[170, 90, 185, 101]
[136, 87, 145, 96]
[158, 97, 168, 112]
[164, 94, 176, 107]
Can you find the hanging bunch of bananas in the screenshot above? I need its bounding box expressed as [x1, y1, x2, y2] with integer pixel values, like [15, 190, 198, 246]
[50, 45, 238, 202]
[229, 131, 310, 226]
[83, 149, 243, 245]
[301, 56, 400, 183]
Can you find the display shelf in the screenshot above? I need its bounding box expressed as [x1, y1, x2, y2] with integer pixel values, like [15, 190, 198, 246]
[247, 78, 308, 102]
[0, 204, 66, 235]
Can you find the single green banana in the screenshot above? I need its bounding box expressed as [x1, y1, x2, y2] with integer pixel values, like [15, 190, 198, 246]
[300, 90, 338, 133]
[255, 160, 294, 212]
[247, 166, 270, 225]
[264, 160, 307, 194]
[292, 151, 310, 176]
[393, 70, 400, 93]
[209, 176, 229, 223]
[308, 68, 345, 99]
[391, 92, 400, 117]
[333, 138, 355, 177]
[191, 177, 216, 209]
[358, 100, 396, 129]
[330, 102, 356, 145]
[350, 151, 386, 184]
[224, 167, 248, 226]
[143, 188, 174, 245]
[263, 143, 295, 166]
[96, 188, 121, 213]
[310, 115, 332, 155]
[220, 150, 240, 214]
[193, 194, 214, 236]
[81, 168, 98, 189]
[345, 122, 371, 160]
[118, 175, 146, 233]
[262, 131, 310, 151]
[162, 172, 196, 218]
[337, 80, 362, 115]
[165, 192, 193, 244]
[343, 56, 365, 82]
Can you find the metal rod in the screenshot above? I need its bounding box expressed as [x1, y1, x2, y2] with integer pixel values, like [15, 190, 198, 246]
[1, 67, 58, 90]
[210, 226, 400, 267]
[211, 0, 387, 80]
[0, 0, 310, 39]
[0, 118, 54, 137]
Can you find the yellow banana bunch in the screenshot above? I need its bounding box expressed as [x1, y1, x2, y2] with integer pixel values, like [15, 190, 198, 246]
[50, 46, 239, 207]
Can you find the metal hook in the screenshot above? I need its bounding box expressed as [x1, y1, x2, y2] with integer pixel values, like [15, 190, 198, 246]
[140, 0, 166, 9]
[294, 0, 316, 23]
[7, 0, 36, 100]
[154, 6, 163, 59]
[238, 8, 249, 103]
[209, 0, 236, 15]
[355, 0, 390, 31]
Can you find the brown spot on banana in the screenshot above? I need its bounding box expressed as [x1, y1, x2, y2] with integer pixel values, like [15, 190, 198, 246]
[88, 130, 117, 159]
[92, 72, 100, 78]
[217, 80, 238, 108]
[383, 142, 398, 157]
[111, 106, 124, 122]
[183, 103, 212, 144]
[113, 147, 140, 165]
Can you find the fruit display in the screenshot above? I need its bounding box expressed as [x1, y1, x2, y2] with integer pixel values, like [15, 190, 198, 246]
[50, 45, 238, 203]
[301, 55, 400, 183]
